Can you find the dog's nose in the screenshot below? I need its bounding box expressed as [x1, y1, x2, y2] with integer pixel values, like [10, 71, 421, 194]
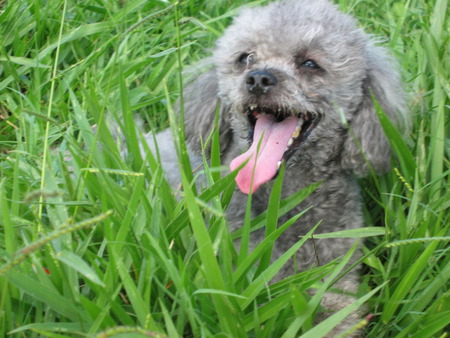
[246, 70, 277, 95]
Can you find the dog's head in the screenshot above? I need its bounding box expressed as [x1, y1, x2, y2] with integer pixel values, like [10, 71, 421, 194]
[183, 0, 406, 194]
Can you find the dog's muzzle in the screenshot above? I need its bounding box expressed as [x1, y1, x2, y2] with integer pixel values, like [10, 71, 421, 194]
[229, 68, 322, 194]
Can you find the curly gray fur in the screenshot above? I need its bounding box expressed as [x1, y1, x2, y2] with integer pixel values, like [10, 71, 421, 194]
[145, 0, 406, 335]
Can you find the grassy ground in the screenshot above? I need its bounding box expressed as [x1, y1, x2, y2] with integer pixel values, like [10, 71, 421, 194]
[0, 0, 448, 337]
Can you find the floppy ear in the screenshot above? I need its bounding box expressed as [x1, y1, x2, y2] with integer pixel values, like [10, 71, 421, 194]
[181, 69, 232, 154]
[341, 45, 406, 177]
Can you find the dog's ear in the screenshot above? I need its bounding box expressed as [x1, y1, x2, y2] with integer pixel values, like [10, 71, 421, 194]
[341, 45, 406, 176]
[181, 69, 232, 154]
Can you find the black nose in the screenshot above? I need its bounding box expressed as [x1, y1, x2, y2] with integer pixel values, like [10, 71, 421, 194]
[246, 70, 277, 96]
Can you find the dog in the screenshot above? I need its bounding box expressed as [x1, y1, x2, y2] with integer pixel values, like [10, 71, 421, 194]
[144, 0, 406, 334]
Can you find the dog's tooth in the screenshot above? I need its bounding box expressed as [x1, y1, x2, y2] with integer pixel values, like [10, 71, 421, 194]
[287, 138, 294, 146]
[250, 105, 257, 110]
[291, 125, 302, 139]
[277, 160, 283, 169]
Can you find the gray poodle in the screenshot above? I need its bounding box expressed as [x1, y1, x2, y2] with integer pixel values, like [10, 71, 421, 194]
[145, 0, 406, 334]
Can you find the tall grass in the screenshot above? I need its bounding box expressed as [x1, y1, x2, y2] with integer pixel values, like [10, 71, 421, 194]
[0, 0, 448, 337]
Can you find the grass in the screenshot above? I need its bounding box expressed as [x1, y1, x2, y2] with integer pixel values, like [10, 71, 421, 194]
[0, 0, 448, 337]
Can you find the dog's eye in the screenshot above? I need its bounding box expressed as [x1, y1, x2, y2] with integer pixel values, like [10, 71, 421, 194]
[300, 59, 320, 69]
[238, 53, 255, 66]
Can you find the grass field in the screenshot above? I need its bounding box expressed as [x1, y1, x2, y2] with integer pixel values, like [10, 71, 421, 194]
[0, 0, 449, 337]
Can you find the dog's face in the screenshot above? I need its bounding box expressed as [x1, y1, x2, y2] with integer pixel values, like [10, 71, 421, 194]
[213, 0, 377, 193]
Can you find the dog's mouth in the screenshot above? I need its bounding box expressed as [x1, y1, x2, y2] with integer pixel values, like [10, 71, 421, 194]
[230, 105, 321, 194]
[246, 106, 321, 160]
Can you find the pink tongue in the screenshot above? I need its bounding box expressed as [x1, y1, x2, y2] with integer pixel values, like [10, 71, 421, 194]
[230, 115, 299, 194]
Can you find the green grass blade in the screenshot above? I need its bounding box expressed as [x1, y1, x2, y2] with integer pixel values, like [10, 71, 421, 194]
[233, 208, 310, 285]
[255, 165, 285, 277]
[281, 241, 359, 337]
[180, 170, 244, 335]
[304, 227, 385, 239]
[9, 323, 83, 336]
[239, 222, 321, 310]
[300, 282, 386, 338]
[374, 99, 416, 179]
[8, 270, 89, 322]
[381, 239, 441, 322]
[232, 181, 321, 239]
[114, 257, 149, 327]
[409, 311, 450, 338]
[55, 250, 105, 287]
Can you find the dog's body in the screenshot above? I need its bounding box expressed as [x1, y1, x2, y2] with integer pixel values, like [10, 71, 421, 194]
[146, 0, 406, 334]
